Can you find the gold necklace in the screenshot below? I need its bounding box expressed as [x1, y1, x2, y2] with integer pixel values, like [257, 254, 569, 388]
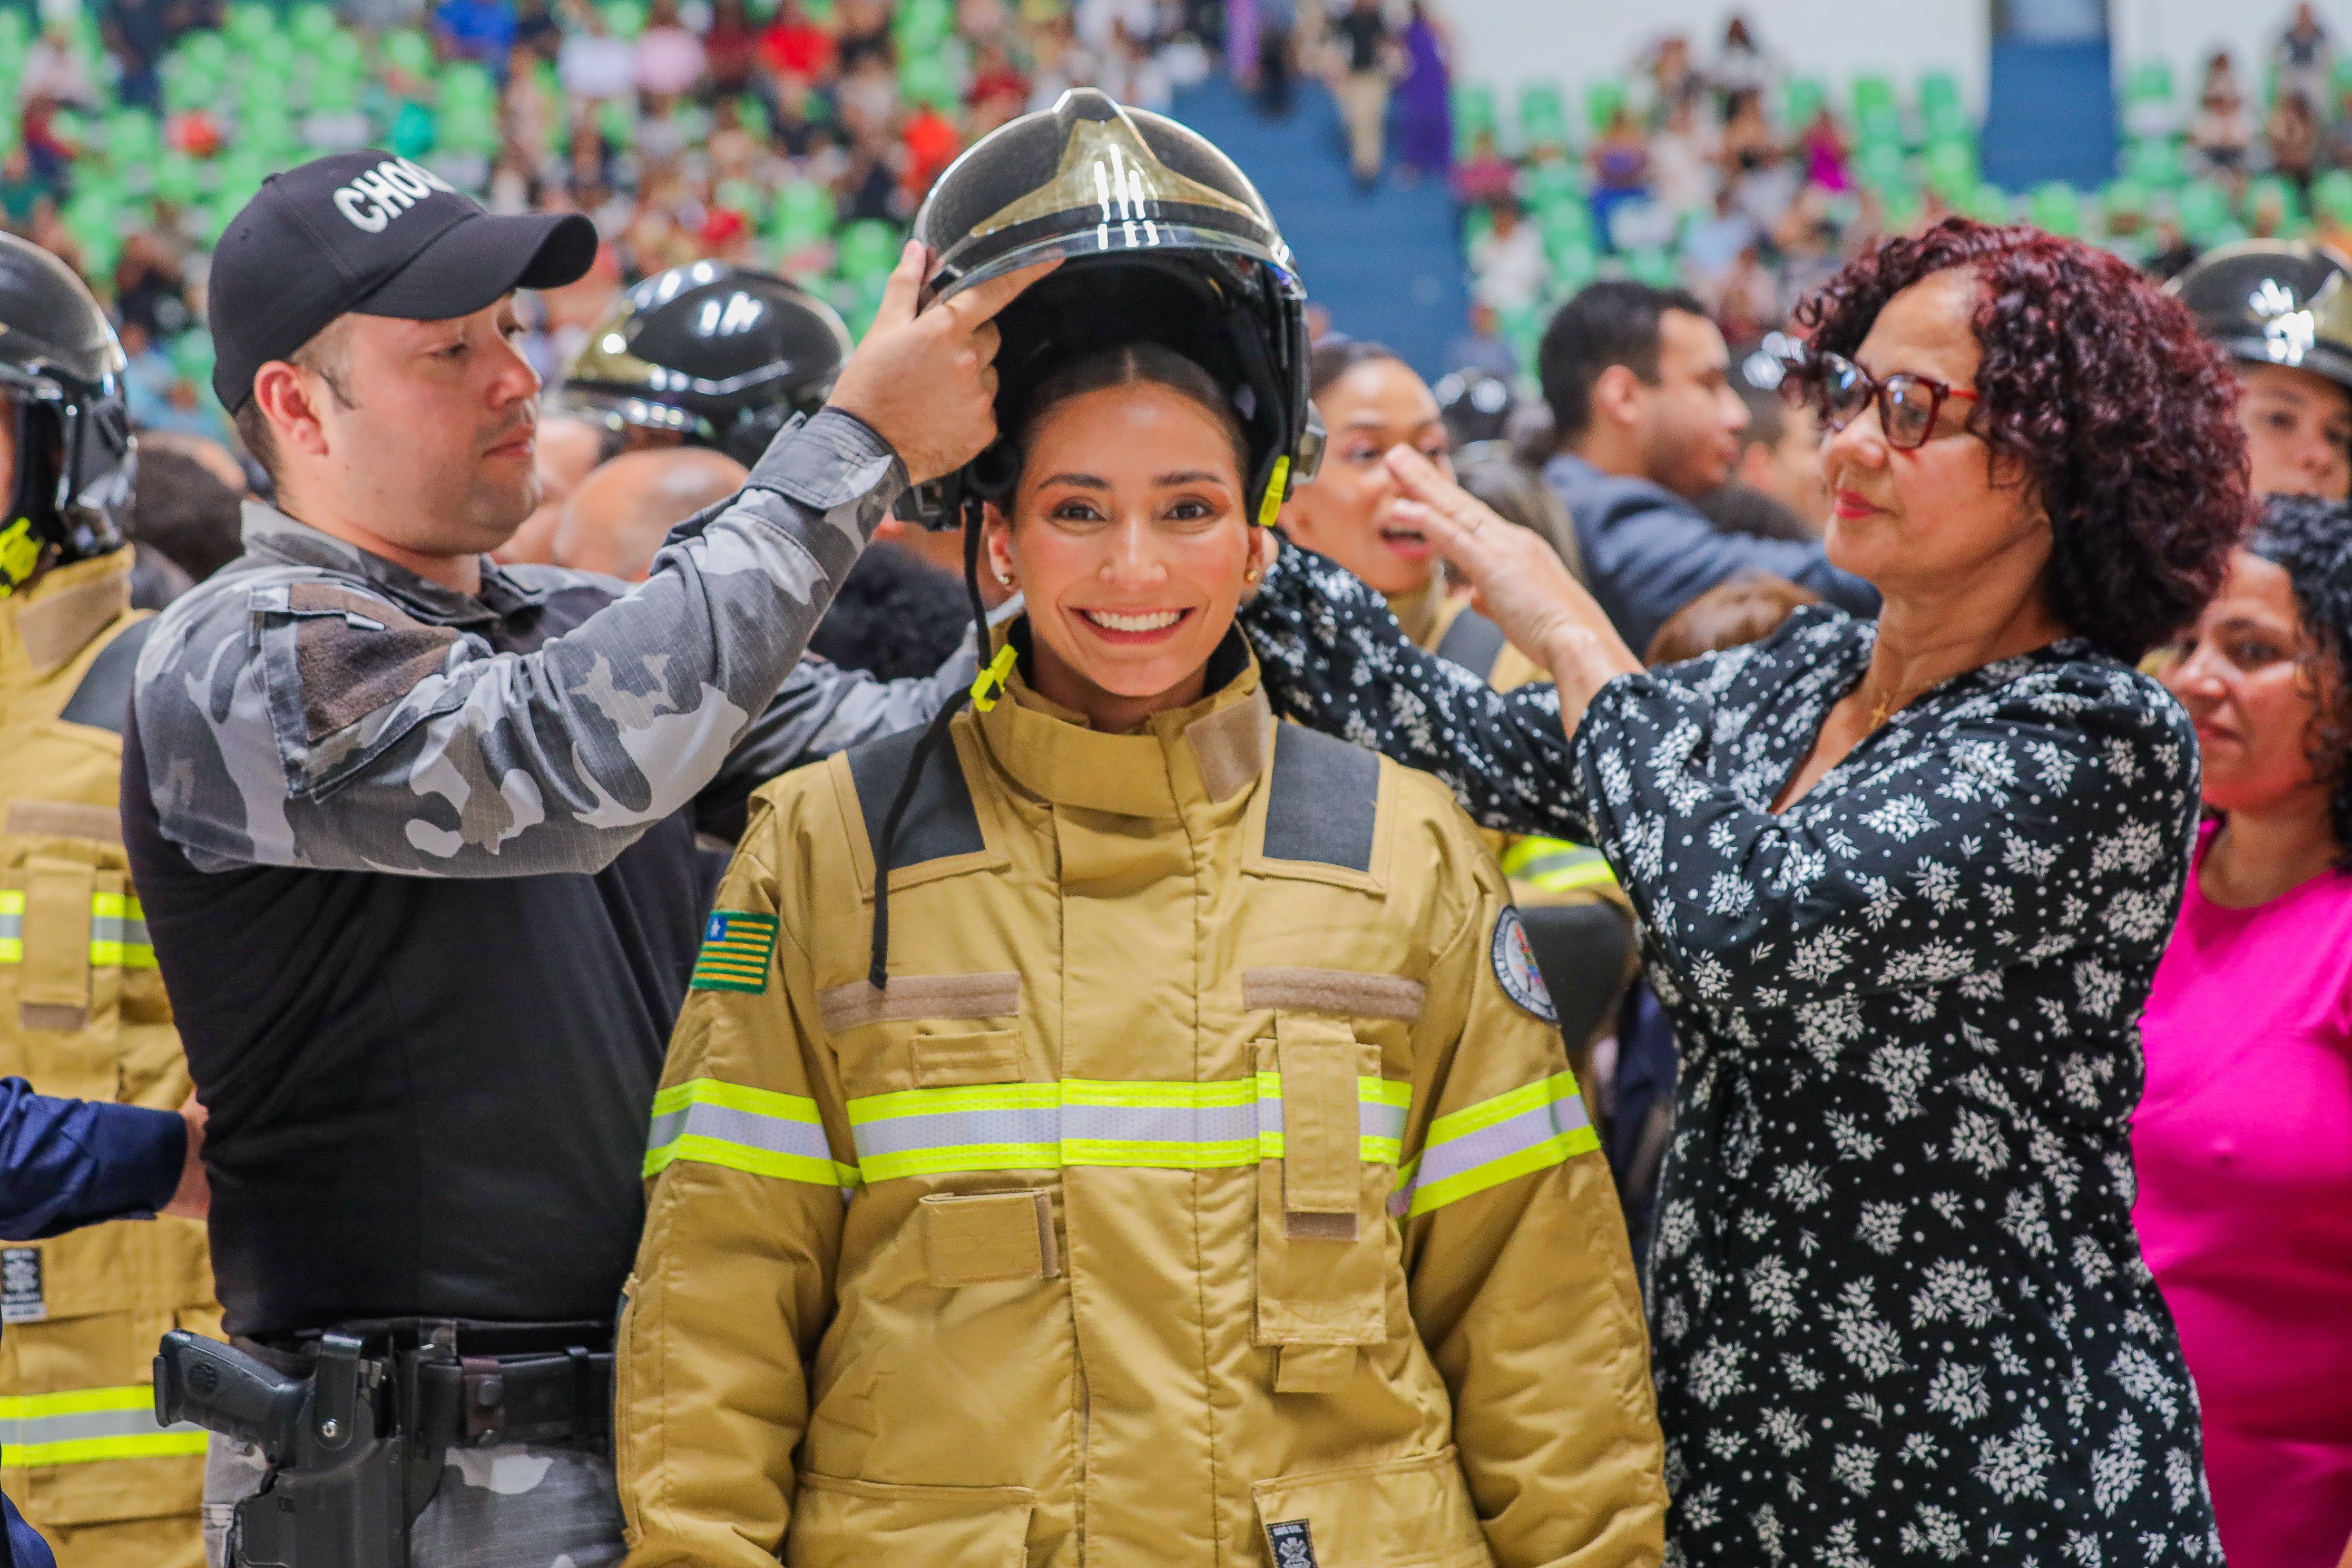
[1863, 672, 1936, 729]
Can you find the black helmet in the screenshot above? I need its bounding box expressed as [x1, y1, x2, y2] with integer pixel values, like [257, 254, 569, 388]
[0, 231, 133, 596]
[1433, 366, 1517, 447]
[553, 261, 854, 466]
[2167, 239, 2352, 391]
[902, 87, 1321, 529]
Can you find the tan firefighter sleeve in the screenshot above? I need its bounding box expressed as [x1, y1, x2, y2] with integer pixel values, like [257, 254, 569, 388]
[617, 797, 855, 1568]
[1397, 846, 1667, 1568]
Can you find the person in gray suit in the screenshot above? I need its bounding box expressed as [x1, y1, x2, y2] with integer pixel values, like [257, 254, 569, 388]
[1536, 280, 1877, 653]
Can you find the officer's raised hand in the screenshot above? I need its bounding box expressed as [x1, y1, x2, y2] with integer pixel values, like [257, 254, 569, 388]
[826, 241, 1058, 484]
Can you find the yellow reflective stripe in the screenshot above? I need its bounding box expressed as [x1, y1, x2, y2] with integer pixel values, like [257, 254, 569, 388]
[0, 1385, 207, 1468]
[0, 890, 155, 968]
[1396, 1071, 1593, 1218]
[844, 1075, 1413, 1182]
[1500, 837, 1618, 893]
[642, 1077, 856, 1189]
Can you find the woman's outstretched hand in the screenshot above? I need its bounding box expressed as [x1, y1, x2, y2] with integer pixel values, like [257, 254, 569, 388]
[827, 241, 1060, 484]
[1383, 446, 1642, 729]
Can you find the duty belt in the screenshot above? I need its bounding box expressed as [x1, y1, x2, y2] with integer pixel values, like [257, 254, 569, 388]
[238, 1319, 615, 1450]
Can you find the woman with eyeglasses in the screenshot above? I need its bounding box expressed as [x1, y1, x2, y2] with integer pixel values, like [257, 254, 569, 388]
[2139, 495, 2352, 1568]
[1233, 217, 2251, 1560]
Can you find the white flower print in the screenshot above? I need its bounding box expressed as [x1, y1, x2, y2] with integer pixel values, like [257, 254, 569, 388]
[1751, 1503, 1786, 1564]
[2091, 1417, 2147, 1515]
[1686, 1340, 1751, 1407]
[2104, 887, 2169, 944]
[1848, 871, 1902, 929]
[1797, 997, 1868, 1069]
[2109, 1346, 2180, 1428]
[2002, 1188, 2055, 1257]
[1771, 1162, 1831, 1210]
[1925, 1360, 1993, 1423]
[2165, 1449, 2199, 1514]
[1975, 1417, 2055, 1502]
[1910, 856, 1963, 912]
[1950, 1106, 2013, 1174]
[1856, 1200, 1906, 1255]
[1703, 871, 1753, 917]
[2024, 739, 2079, 788]
[1821, 1522, 1870, 1568]
[1757, 1407, 1810, 1454]
[1746, 1255, 1804, 1332]
[1865, 1041, 1933, 1119]
[2073, 1233, 2116, 1287]
[1911, 1259, 2003, 1329]
[1880, 937, 1977, 987]
[1787, 927, 1854, 986]
[2073, 958, 2123, 1019]
[1825, 1279, 1907, 1379]
[1860, 793, 1942, 840]
[1823, 1110, 1882, 1161]
[1898, 1503, 1968, 1559]
[2002, 830, 2059, 878]
[1830, 1443, 1878, 1496]
[1657, 1200, 1698, 1259]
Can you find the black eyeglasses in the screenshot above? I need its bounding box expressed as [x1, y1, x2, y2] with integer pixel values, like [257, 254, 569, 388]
[1808, 351, 1980, 450]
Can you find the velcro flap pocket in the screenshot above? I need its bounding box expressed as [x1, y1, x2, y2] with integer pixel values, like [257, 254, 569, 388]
[1278, 1016, 1359, 1223]
[920, 1190, 1059, 1287]
[19, 857, 94, 1031]
[1273, 1344, 1357, 1394]
[913, 1030, 1024, 1088]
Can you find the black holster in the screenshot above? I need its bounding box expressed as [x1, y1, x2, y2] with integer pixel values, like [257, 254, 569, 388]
[155, 1320, 613, 1568]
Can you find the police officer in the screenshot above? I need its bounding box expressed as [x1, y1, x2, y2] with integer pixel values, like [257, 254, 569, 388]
[2168, 240, 2352, 501]
[551, 262, 852, 465]
[0, 232, 218, 1568]
[617, 89, 1665, 1568]
[0, 1076, 207, 1568]
[119, 151, 1046, 1566]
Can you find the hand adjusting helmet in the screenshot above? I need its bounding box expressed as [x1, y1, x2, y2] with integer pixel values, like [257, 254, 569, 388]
[553, 261, 855, 465]
[2167, 239, 2352, 392]
[0, 231, 133, 596]
[867, 87, 1320, 988]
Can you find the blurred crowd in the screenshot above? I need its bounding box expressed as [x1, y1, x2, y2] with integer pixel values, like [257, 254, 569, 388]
[1446, 5, 2352, 385]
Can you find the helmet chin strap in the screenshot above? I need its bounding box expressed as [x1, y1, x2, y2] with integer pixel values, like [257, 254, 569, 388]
[0, 400, 51, 595]
[866, 470, 1007, 990]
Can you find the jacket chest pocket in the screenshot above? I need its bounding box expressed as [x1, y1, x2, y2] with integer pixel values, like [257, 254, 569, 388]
[1253, 1015, 1405, 1390]
[3, 821, 145, 1095]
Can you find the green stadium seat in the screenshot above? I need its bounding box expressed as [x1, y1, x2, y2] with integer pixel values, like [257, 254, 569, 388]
[2314, 169, 2352, 226]
[1461, 203, 1492, 250]
[835, 219, 899, 282]
[1583, 79, 1624, 137]
[2102, 177, 2148, 222]
[895, 0, 953, 51]
[1518, 82, 1567, 150]
[1923, 138, 1976, 199]
[2123, 136, 2184, 189]
[388, 100, 436, 160]
[2177, 181, 2233, 245]
[1851, 73, 1900, 144]
[899, 50, 957, 111]
[320, 30, 365, 72]
[1452, 84, 1495, 152]
[1524, 157, 1584, 204]
[1855, 139, 1906, 196]
[181, 31, 232, 74]
[1626, 247, 1679, 287]
[602, 0, 646, 38]
[1783, 76, 1826, 129]
[105, 111, 160, 170]
[290, 5, 339, 47]
[1966, 183, 2011, 224]
[227, 4, 276, 50]
[440, 63, 498, 110]
[1880, 184, 1923, 233]
[154, 151, 202, 205]
[2028, 182, 2081, 237]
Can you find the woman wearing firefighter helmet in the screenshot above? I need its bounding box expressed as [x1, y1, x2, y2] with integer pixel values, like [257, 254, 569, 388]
[614, 88, 1667, 1568]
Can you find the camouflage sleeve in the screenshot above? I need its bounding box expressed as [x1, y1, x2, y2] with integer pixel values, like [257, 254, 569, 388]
[691, 639, 974, 841]
[130, 410, 907, 877]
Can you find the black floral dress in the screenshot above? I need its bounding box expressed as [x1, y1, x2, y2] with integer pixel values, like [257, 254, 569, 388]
[1238, 544, 2224, 1565]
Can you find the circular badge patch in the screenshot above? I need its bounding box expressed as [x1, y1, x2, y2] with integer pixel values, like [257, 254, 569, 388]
[1490, 906, 1558, 1024]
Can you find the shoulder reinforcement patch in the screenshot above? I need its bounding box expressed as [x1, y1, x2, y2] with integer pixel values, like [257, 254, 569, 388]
[284, 583, 462, 741]
[1262, 724, 1378, 871]
[846, 723, 985, 874]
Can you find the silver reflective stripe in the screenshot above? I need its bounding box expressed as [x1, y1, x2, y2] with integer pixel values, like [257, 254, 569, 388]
[653, 1100, 831, 1164]
[87, 915, 149, 947]
[0, 912, 19, 943]
[1412, 1099, 1585, 1193]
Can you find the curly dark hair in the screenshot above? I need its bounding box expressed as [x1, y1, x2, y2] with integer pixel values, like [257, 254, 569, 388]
[2249, 495, 2352, 867]
[1790, 217, 2253, 661]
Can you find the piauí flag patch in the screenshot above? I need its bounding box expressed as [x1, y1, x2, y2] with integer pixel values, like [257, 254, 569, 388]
[690, 910, 778, 993]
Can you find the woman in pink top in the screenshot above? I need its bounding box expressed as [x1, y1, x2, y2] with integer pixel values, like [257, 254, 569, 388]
[2144, 493, 2352, 1568]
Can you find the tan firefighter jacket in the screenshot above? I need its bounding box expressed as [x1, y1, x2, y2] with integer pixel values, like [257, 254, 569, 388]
[618, 634, 1666, 1568]
[0, 549, 215, 1568]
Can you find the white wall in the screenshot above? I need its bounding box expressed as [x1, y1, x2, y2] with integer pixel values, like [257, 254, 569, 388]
[2110, 0, 2350, 94]
[1440, 0, 1993, 121]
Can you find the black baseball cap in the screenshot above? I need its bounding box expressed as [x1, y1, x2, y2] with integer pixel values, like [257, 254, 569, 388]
[208, 150, 598, 411]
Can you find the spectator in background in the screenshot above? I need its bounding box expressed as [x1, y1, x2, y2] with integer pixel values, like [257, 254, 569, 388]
[1796, 104, 1849, 192]
[2142, 495, 2352, 1568]
[703, 0, 764, 102]
[498, 413, 607, 566]
[1445, 300, 1521, 379]
[1451, 128, 1514, 206]
[552, 446, 751, 581]
[1251, 0, 1292, 117]
[759, 0, 836, 79]
[1588, 103, 1650, 247]
[2278, 2, 2333, 116]
[19, 21, 96, 109]
[435, 0, 519, 72]
[1331, 0, 1392, 186]
[1468, 194, 1547, 313]
[1534, 279, 1873, 651]
[557, 1, 635, 102]
[2193, 51, 2257, 177]
[635, 0, 707, 96]
[100, 0, 175, 111]
[1708, 13, 1770, 103]
[2271, 90, 2322, 194]
[1648, 96, 1717, 217]
[1724, 357, 1828, 528]
[1391, 1, 1451, 184]
[128, 441, 246, 583]
[805, 538, 970, 680]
